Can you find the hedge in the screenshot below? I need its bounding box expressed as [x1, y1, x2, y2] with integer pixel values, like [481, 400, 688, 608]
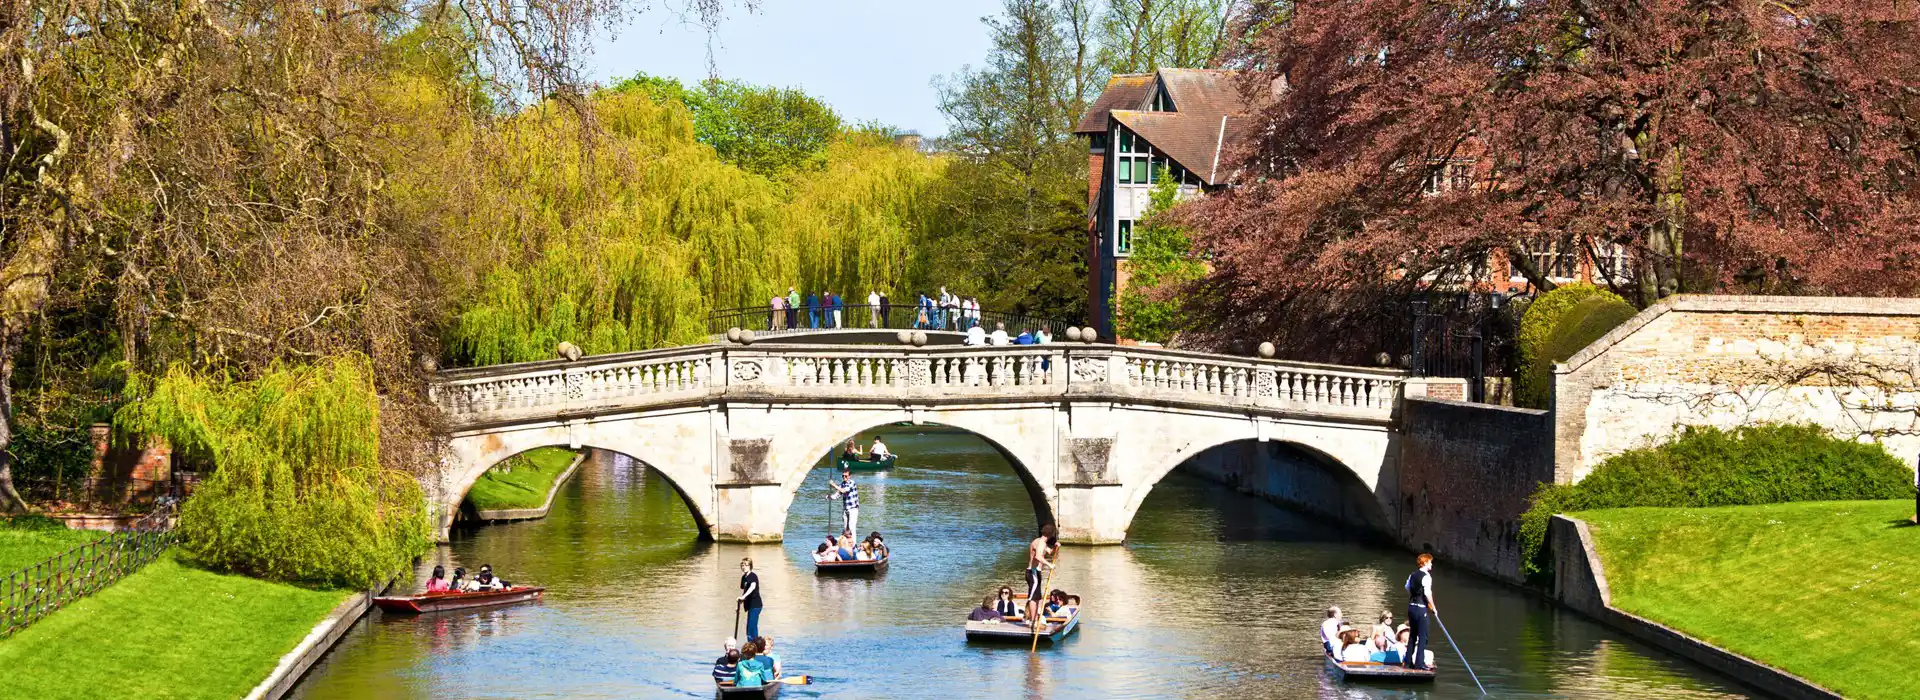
[1519, 424, 1916, 580]
[1514, 283, 1625, 408]
[1519, 295, 1637, 408]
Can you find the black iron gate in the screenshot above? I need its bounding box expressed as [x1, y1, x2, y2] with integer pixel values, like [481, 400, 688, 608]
[1407, 293, 1518, 403]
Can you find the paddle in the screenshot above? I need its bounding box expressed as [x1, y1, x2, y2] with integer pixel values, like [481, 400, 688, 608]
[1432, 611, 1487, 695]
[774, 675, 813, 685]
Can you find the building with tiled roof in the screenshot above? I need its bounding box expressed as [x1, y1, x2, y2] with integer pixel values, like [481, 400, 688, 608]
[1076, 68, 1253, 337]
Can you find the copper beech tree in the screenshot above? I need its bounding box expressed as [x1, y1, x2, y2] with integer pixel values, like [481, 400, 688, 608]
[1180, 0, 1920, 353]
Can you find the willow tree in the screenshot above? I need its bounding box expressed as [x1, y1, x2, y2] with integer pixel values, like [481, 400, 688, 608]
[785, 133, 948, 302]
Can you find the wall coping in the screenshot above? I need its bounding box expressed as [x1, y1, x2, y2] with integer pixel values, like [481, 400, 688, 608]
[1555, 294, 1920, 376]
[1403, 395, 1550, 418]
[1551, 515, 1843, 700]
[472, 450, 589, 522]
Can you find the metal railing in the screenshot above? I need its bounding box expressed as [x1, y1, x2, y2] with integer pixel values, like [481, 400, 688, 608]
[1, 502, 178, 638]
[14, 475, 191, 513]
[707, 303, 1073, 340]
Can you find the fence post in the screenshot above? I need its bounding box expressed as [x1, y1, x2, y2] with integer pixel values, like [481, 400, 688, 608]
[1469, 330, 1486, 403]
[1408, 299, 1429, 376]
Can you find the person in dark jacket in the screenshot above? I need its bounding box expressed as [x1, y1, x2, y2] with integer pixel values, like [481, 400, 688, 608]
[879, 292, 891, 327]
[806, 292, 820, 328]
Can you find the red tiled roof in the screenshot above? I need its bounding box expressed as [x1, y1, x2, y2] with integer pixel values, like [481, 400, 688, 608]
[1077, 69, 1254, 185]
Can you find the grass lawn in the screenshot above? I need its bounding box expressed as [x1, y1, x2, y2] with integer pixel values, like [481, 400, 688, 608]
[0, 552, 349, 700]
[1577, 500, 1920, 700]
[0, 517, 104, 577]
[466, 446, 582, 511]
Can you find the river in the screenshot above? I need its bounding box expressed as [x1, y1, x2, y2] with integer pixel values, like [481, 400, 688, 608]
[291, 427, 1753, 699]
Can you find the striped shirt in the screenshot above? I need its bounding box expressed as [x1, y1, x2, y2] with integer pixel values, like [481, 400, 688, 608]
[712, 655, 737, 683]
[839, 478, 859, 510]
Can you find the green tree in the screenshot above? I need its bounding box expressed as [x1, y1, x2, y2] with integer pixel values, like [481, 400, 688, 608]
[926, 0, 1099, 320]
[1096, 0, 1236, 73]
[607, 74, 843, 179]
[1114, 170, 1204, 343]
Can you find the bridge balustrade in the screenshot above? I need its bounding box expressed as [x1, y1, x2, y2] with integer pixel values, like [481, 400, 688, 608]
[430, 344, 1405, 429]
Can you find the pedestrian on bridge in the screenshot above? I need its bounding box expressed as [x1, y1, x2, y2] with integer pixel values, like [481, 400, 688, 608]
[806, 292, 820, 329]
[769, 294, 785, 331]
[868, 290, 881, 328]
[879, 291, 892, 328]
[786, 288, 800, 330]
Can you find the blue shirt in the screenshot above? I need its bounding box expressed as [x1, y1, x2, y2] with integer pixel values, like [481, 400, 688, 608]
[735, 656, 773, 687]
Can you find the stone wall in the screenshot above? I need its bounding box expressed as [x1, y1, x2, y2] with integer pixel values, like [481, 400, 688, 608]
[1396, 397, 1555, 583]
[1553, 295, 1920, 483]
[1177, 440, 1393, 533]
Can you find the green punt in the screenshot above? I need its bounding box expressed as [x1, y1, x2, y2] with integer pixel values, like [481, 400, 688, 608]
[835, 454, 895, 471]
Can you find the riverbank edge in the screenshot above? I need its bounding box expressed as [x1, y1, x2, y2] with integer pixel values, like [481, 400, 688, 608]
[473, 450, 589, 521]
[245, 571, 400, 700]
[1547, 515, 1842, 700]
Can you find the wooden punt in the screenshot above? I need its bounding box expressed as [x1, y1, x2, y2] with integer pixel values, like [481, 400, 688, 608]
[835, 454, 895, 471]
[814, 553, 889, 573]
[372, 586, 545, 614]
[714, 682, 781, 699]
[965, 604, 1081, 645]
[1325, 654, 1436, 682]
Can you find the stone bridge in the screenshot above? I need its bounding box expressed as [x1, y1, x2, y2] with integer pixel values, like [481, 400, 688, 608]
[427, 343, 1408, 544]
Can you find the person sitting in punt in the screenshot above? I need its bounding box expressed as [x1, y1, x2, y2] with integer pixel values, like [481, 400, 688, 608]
[424, 565, 451, 593]
[734, 638, 773, 688]
[1371, 610, 1396, 652]
[994, 586, 1021, 619]
[466, 565, 505, 591]
[812, 543, 834, 563]
[712, 638, 740, 685]
[867, 436, 890, 460]
[864, 531, 889, 559]
[841, 438, 861, 460]
[1320, 606, 1343, 656]
[449, 567, 467, 592]
[836, 532, 857, 561]
[968, 595, 1004, 622]
[758, 636, 783, 679]
[1044, 589, 1069, 615]
[1386, 625, 1432, 667]
[1338, 629, 1373, 663]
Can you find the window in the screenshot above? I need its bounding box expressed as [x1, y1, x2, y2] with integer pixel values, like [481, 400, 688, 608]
[1133, 157, 1149, 184]
[1118, 158, 1133, 184]
[1116, 220, 1133, 256]
[1151, 87, 1175, 112]
[1448, 163, 1473, 192]
[1595, 243, 1632, 282]
[1088, 133, 1107, 153]
[1119, 130, 1134, 153]
[1526, 242, 1577, 279]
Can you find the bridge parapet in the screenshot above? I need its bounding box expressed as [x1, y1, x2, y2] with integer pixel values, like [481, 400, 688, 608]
[430, 344, 1406, 431]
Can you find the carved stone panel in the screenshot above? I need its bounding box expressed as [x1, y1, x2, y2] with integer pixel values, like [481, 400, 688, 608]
[1256, 369, 1278, 398]
[563, 369, 587, 399]
[1065, 437, 1116, 484]
[1071, 357, 1108, 383]
[725, 438, 776, 484]
[906, 359, 931, 387]
[731, 359, 764, 383]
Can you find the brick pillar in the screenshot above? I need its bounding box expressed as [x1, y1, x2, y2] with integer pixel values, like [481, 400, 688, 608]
[87, 424, 111, 480]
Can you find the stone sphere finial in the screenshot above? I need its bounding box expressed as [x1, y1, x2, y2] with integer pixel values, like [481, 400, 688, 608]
[1080, 329, 1097, 344]
[726, 327, 742, 343]
[739, 329, 756, 345]
[557, 341, 583, 361]
[1375, 351, 1393, 367]
[911, 331, 928, 347]
[896, 331, 913, 345]
[1065, 326, 1083, 342]
[1257, 342, 1276, 358]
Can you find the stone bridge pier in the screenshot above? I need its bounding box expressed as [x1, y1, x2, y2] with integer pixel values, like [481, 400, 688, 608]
[427, 344, 1405, 544]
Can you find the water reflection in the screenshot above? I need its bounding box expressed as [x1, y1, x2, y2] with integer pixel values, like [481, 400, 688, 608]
[292, 430, 1754, 699]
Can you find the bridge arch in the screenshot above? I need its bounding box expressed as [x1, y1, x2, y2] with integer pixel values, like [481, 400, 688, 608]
[1120, 433, 1393, 536]
[768, 412, 1059, 533]
[433, 417, 719, 540]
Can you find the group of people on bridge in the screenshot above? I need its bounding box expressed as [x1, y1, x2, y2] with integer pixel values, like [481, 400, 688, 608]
[763, 286, 1004, 332]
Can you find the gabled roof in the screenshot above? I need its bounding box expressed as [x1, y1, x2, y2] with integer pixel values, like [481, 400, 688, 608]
[1075, 68, 1255, 186]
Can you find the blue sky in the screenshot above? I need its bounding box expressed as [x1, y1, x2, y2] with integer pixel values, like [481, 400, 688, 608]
[591, 1, 1006, 137]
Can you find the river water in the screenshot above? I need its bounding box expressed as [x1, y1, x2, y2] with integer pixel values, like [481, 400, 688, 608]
[292, 428, 1753, 699]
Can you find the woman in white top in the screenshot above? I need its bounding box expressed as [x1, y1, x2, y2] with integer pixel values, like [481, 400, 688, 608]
[1371, 610, 1396, 651]
[988, 322, 1010, 346]
[1338, 629, 1373, 663]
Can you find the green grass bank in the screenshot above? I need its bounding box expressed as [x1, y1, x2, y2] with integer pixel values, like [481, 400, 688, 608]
[466, 447, 583, 511]
[1578, 500, 1919, 700]
[0, 551, 349, 700]
[0, 517, 104, 576]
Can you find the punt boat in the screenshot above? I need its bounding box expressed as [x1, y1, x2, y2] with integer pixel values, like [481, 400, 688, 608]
[965, 599, 1081, 645]
[835, 454, 895, 471]
[372, 586, 545, 614]
[814, 553, 889, 573]
[714, 682, 780, 699]
[1324, 654, 1436, 682]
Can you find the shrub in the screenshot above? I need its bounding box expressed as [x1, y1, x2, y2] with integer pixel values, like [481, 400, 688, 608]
[1514, 283, 1625, 408]
[1520, 295, 1638, 407]
[114, 356, 430, 588]
[1519, 424, 1916, 579]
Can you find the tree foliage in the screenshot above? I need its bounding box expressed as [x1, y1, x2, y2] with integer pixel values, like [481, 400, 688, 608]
[115, 357, 429, 588]
[1514, 284, 1625, 408]
[1114, 171, 1205, 343]
[1096, 0, 1235, 73]
[607, 74, 843, 178]
[1185, 0, 1920, 348]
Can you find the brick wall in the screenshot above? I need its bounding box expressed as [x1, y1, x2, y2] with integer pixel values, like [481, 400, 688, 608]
[1553, 295, 1920, 483]
[1397, 397, 1555, 583]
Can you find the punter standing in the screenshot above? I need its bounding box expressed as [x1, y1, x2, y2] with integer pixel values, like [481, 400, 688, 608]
[829, 468, 860, 534]
[738, 557, 764, 639]
[1024, 524, 1058, 624]
[1404, 552, 1437, 670]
